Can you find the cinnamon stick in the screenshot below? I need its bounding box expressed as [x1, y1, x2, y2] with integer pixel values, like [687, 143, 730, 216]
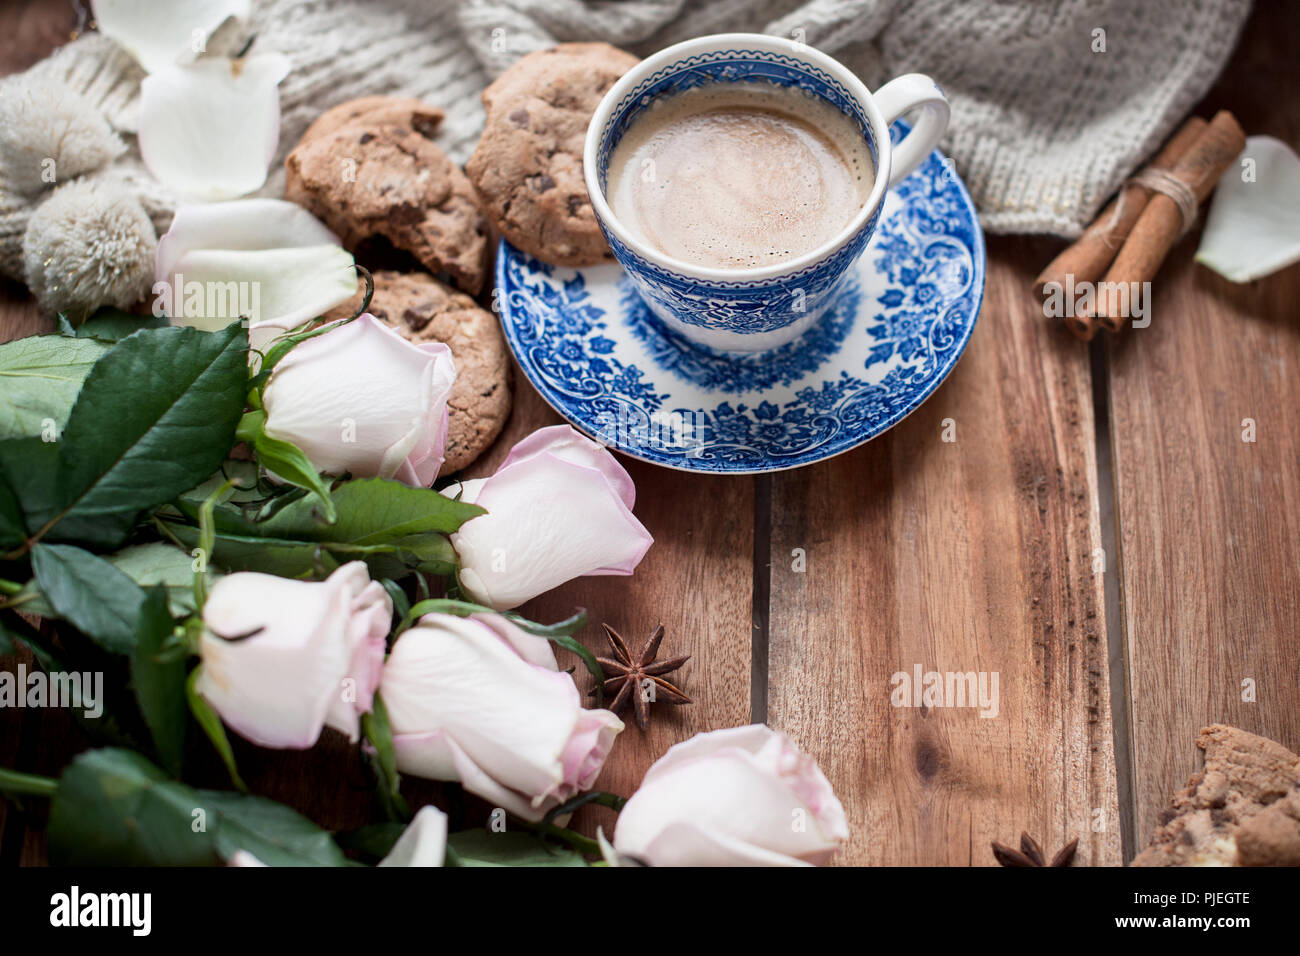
[1037, 116, 1206, 341]
[1094, 110, 1246, 332]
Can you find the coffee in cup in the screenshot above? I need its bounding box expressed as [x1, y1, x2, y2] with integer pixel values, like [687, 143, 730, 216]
[605, 82, 874, 271]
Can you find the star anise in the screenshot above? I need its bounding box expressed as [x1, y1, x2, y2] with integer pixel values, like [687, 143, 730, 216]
[591, 623, 690, 730]
[992, 832, 1078, 867]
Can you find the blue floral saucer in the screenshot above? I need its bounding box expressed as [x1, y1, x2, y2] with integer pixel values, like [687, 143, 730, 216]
[495, 137, 985, 474]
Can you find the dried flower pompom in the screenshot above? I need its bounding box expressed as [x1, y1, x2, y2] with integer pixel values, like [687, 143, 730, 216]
[0, 75, 125, 195]
[22, 177, 157, 320]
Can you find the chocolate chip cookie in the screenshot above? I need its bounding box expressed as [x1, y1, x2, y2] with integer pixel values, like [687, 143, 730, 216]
[1132, 724, 1300, 866]
[285, 96, 490, 295]
[467, 43, 639, 267]
[328, 270, 511, 473]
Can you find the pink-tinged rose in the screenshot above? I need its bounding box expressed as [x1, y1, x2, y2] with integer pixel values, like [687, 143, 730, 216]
[446, 425, 652, 609]
[380, 612, 623, 822]
[614, 724, 849, 866]
[197, 562, 390, 749]
[262, 313, 456, 487]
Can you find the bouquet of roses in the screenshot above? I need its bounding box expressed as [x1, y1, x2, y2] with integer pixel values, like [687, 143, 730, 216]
[0, 291, 847, 866]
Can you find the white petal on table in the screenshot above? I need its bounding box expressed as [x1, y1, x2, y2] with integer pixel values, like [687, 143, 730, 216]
[140, 53, 290, 201]
[156, 199, 341, 282]
[91, 0, 251, 74]
[163, 244, 358, 349]
[1196, 135, 1300, 283]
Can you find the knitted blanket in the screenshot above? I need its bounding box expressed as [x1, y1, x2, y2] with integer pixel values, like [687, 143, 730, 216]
[0, 0, 1252, 282]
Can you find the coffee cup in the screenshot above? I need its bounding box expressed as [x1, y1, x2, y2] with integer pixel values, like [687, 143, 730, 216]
[584, 33, 950, 352]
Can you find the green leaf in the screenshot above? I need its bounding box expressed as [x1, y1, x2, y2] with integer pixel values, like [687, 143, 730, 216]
[379, 578, 411, 626]
[186, 667, 246, 792]
[42, 323, 248, 549]
[30, 543, 146, 654]
[0, 335, 109, 441]
[0, 469, 23, 549]
[106, 541, 217, 616]
[0, 437, 105, 549]
[158, 522, 457, 580]
[199, 790, 349, 867]
[157, 474, 478, 580]
[361, 693, 409, 821]
[244, 416, 337, 525]
[47, 748, 219, 866]
[445, 830, 588, 867]
[259, 477, 483, 542]
[74, 308, 169, 342]
[18, 541, 218, 619]
[47, 747, 348, 866]
[335, 822, 406, 861]
[130, 586, 187, 776]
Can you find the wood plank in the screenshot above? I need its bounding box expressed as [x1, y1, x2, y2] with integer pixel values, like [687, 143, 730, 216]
[0, 0, 79, 75]
[1108, 4, 1300, 852]
[768, 236, 1122, 866]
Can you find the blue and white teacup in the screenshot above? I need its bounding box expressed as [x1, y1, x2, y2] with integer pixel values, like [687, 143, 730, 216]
[584, 33, 950, 352]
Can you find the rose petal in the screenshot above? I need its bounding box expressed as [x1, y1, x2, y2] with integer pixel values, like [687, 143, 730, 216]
[452, 452, 653, 610]
[197, 572, 352, 749]
[499, 424, 637, 509]
[468, 612, 561, 672]
[391, 730, 546, 822]
[382, 617, 581, 803]
[156, 199, 356, 351]
[631, 820, 815, 867]
[91, 0, 251, 73]
[262, 315, 455, 481]
[139, 53, 289, 200]
[614, 747, 844, 865]
[156, 199, 341, 283]
[378, 805, 447, 867]
[161, 244, 357, 349]
[1196, 135, 1300, 282]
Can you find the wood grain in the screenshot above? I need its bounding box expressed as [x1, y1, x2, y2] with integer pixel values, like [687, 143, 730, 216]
[768, 236, 1122, 866]
[1107, 0, 1300, 853]
[0, 0, 80, 76]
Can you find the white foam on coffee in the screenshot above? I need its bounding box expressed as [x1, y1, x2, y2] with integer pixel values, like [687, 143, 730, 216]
[606, 83, 873, 270]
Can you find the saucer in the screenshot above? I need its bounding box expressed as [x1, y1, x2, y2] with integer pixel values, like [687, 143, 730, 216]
[496, 134, 985, 474]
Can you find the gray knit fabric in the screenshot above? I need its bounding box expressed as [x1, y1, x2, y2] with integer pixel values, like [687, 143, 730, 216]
[0, 0, 1252, 281]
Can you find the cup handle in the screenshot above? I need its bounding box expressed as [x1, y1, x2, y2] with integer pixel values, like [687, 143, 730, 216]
[873, 74, 951, 188]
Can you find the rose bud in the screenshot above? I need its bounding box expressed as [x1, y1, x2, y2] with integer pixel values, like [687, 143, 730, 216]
[445, 425, 652, 610]
[614, 724, 849, 866]
[381, 612, 624, 822]
[196, 562, 391, 749]
[261, 313, 456, 487]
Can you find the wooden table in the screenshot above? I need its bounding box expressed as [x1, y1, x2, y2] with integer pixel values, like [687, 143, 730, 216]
[3, 3, 1297, 867]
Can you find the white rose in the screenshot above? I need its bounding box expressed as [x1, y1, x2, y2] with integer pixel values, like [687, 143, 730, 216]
[614, 724, 849, 866]
[446, 425, 652, 610]
[196, 562, 390, 749]
[381, 612, 623, 822]
[262, 313, 456, 487]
